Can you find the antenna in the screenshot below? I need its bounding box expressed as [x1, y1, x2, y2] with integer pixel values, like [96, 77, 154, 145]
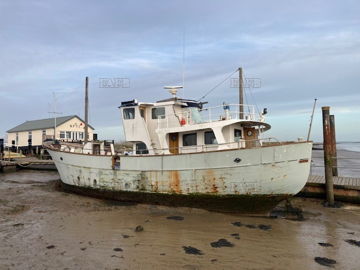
[48, 92, 63, 140]
[182, 27, 186, 97]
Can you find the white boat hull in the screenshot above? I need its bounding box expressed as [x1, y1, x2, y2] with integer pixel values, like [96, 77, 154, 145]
[47, 142, 312, 212]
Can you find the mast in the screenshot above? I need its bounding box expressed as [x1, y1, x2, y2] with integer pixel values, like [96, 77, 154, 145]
[239, 67, 244, 119]
[84, 77, 89, 143]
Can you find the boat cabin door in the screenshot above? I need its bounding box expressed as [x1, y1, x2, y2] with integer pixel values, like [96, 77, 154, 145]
[243, 127, 258, 148]
[169, 133, 179, 154]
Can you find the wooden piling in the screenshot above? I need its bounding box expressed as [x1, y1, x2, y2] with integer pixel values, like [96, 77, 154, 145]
[322, 106, 335, 206]
[330, 115, 338, 176]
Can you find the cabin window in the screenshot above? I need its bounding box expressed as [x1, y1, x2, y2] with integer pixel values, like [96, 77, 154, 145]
[123, 108, 135, 119]
[234, 129, 242, 142]
[136, 142, 149, 154]
[152, 107, 165, 119]
[204, 131, 217, 145]
[183, 133, 197, 146]
[60, 131, 65, 139]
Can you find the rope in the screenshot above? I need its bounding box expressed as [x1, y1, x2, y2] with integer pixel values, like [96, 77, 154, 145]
[197, 69, 238, 101]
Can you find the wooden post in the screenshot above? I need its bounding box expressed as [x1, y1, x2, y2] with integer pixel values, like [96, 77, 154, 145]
[330, 115, 338, 176]
[239, 67, 244, 119]
[322, 106, 334, 206]
[84, 77, 89, 144]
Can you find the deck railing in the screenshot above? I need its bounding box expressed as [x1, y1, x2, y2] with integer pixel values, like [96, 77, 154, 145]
[156, 104, 262, 129]
[132, 137, 281, 155]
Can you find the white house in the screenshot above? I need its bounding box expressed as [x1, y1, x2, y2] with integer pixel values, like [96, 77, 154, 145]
[6, 115, 95, 149]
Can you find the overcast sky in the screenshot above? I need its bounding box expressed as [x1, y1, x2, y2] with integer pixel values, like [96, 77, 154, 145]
[1, 0, 359, 142]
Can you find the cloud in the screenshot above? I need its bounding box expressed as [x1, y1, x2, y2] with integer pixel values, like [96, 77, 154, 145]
[0, 0, 359, 141]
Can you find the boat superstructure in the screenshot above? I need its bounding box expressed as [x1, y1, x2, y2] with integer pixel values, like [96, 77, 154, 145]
[46, 84, 312, 213]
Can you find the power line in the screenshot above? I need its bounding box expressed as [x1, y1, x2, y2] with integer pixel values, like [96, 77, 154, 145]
[197, 69, 238, 101]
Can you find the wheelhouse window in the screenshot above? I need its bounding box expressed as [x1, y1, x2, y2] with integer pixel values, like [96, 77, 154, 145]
[123, 108, 135, 119]
[234, 129, 242, 142]
[136, 142, 149, 154]
[183, 133, 197, 146]
[60, 131, 65, 139]
[204, 131, 217, 145]
[152, 107, 165, 119]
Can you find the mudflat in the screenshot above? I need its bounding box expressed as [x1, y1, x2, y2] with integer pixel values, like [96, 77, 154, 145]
[0, 170, 359, 270]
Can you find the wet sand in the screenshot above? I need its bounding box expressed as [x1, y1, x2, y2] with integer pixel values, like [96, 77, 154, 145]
[1, 170, 360, 270]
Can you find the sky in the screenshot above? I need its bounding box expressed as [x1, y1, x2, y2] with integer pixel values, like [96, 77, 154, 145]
[0, 0, 359, 142]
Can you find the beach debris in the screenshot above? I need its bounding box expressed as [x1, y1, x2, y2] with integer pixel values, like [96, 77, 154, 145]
[258, 224, 272, 231]
[166, 216, 184, 221]
[211, 259, 218, 263]
[314, 257, 336, 267]
[113, 248, 123, 252]
[80, 247, 87, 251]
[182, 246, 204, 255]
[122, 234, 130, 238]
[46, 245, 55, 249]
[345, 239, 360, 247]
[245, 224, 257, 229]
[231, 221, 243, 227]
[230, 233, 240, 240]
[160, 253, 166, 256]
[12, 223, 24, 227]
[318, 242, 333, 247]
[347, 232, 355, 235]
[210, 239, 234, 248]
[134, 225, 144, 232]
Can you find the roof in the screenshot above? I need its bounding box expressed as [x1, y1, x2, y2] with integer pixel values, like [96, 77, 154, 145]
[7, 115, 94, 133]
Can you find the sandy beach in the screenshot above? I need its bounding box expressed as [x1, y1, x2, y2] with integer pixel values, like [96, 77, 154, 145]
[0, 170, 360, 270]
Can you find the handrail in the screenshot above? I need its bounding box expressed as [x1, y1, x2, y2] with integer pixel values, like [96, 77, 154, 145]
[155, 103, 262, 129]
[131, 137, 281, 155]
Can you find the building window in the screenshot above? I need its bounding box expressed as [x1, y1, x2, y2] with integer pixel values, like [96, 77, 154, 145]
[42, 130, 46, 136]
[66, 131, 71, 139]
[136, 142, 149, 154]
[204, 131, 217, 145]
[152, 107, 165, 119]
[234, 129, 242, 142]
[123, 108, 135, 119]
[79, 132, 84, 140]
[183, 133, 197, 146]
[60, 131, 65, 139]
[28, 131, 32, 140]
[16, 133, 19, 145]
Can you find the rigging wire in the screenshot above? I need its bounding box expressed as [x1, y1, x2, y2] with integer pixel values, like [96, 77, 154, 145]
[197, 69, 238, 102]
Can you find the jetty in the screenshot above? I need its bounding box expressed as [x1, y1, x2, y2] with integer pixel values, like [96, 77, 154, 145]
[0, 158, 55, 172]
[302, 175, 360, 204]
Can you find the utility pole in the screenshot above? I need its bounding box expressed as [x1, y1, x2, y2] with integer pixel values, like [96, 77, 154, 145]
[84, 77, 89, 143]
[239, 67, 244, 119]
[322, 106, 334, 206]
[48, 92, 62, 141]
